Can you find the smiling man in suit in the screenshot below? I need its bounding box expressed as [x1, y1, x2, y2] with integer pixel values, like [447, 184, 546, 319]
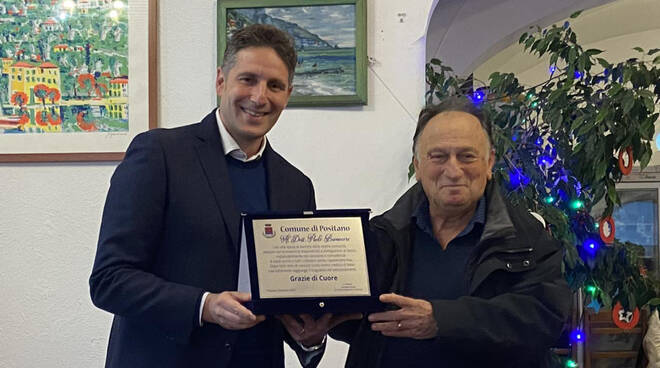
[90, 24, 336, 368]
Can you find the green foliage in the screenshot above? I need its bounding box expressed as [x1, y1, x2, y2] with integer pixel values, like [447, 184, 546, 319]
[587, 240, 658, 310]
[425, 16, 660, 309]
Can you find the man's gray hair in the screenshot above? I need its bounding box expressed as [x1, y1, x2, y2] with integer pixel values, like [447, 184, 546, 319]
[412, 96, 493, 158]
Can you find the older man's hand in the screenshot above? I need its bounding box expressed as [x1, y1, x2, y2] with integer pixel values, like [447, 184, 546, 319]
[278, 313, 362, 347]
[368, 293, 438, 339]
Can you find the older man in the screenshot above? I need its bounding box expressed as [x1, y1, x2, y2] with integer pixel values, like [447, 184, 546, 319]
[332, 97, 570, 367]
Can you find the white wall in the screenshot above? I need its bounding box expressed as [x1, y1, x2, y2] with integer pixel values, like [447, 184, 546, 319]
[0, 1, 435, 367]
[425, 0, 617, 75]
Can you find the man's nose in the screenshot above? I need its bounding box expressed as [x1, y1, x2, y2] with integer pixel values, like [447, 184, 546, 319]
[250, 82, 268, 105]
[443, 157, 462, 178]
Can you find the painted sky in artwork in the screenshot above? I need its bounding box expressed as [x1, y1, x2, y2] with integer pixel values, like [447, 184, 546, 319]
[265, 5, 355, 48]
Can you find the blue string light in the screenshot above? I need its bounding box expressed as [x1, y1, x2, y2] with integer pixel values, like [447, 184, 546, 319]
[508, 169, 530, 189]
[570, 329, 584, 342]
[557, 189, 568, 202]
[470, 90, 486, 105]
[537, 155, 554, 167]
[583, 238, 600, 255]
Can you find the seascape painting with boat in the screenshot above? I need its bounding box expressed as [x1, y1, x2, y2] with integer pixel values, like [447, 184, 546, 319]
[227, 5, 357, 98]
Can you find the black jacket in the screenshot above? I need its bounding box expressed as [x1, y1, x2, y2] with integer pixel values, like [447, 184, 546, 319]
[89, 111, 318, 368]
[332, 181, 571, 367]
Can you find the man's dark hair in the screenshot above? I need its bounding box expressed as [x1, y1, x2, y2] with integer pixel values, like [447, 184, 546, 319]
[412, 96, 492, 157]
[222, 24, 297, 84]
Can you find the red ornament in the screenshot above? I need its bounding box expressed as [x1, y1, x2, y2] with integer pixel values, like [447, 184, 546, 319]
[618, 147, 633, 175]
[599, 216, 615, 244]
[612, 301, 640, 329]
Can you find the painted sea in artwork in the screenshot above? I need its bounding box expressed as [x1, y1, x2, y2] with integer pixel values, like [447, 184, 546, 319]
[227, 5, 356, 97]
[0, 0, 129, 134]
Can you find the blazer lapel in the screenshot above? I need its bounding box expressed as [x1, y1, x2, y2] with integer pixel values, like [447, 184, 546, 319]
[193, 110, 240, 250]
[265, 143, 288, 211]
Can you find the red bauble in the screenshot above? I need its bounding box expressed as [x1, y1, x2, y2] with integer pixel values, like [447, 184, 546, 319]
[618, 147, 633, 175]
[612, 302, 640, 330]
[599, 216, 615, 244]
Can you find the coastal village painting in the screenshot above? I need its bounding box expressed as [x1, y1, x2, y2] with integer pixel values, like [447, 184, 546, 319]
[0, 0, 128, 135]
[227, 4, 357, 97]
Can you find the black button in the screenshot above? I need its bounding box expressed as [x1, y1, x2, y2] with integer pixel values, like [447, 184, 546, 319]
[224, 342, 232, 351]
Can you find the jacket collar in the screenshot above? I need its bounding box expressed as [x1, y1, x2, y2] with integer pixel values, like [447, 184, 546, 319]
[473, 181, 519, 264]
[380, 180, 517, 249]
[380, 183, 426, 231]
[192, 109, 291, 250]
[480, 180, 516, 242]
[193, 109, 242, 249]
[263, 146, 292, 211]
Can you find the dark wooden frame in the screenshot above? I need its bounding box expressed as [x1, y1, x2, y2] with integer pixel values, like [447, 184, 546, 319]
[0, 0, 159, 163]
[217, 0, 367, 107]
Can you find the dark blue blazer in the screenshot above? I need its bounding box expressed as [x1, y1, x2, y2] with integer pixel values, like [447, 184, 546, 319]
[90, 110, 316, 367]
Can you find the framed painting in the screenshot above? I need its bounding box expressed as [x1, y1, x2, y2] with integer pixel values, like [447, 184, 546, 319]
[218, 0, 367, 107]
[0, 0, 158, 163]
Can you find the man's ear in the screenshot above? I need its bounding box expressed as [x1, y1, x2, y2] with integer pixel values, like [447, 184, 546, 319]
[486, 149, 495, 180]
[413, 156, 421, 182]
[215, 67, 225, 97]
[282, 84, 293, 107]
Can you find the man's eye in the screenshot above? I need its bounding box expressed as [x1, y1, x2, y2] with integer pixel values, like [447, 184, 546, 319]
[429, 154, 447, 160]
[269, 82, 284, 90]
[460, 154, 477, 161]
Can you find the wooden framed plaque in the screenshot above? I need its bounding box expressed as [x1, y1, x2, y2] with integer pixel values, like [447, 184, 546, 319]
[238, 209, 383, 314]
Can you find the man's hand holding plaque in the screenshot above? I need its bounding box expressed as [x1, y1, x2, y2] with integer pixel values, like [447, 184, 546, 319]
[202, 291, 265, 330]
[239, 210, 383, 314]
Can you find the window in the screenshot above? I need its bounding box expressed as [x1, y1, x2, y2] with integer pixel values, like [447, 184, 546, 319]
[591, 182, 660, 276]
